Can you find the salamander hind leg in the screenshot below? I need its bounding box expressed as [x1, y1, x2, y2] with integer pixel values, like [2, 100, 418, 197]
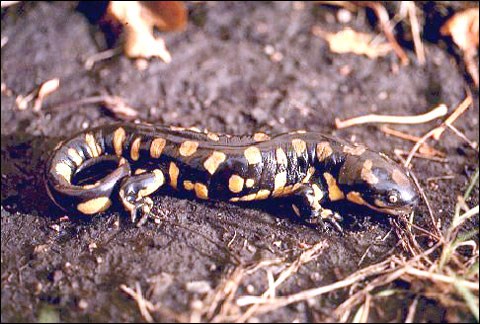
[118, 169, 165, 226]
[290, 183, 343, 232]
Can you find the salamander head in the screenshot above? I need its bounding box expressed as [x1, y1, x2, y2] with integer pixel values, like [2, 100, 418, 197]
[336, 149, 419, 216]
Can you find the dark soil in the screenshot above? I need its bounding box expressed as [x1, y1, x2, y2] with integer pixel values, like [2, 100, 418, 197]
[1, 2, 478, 322]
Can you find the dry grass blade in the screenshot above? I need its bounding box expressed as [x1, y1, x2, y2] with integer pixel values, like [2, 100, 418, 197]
[404, 266, 479, 291]
[235, 240, 328, 322]
[236, 259, 392, 310]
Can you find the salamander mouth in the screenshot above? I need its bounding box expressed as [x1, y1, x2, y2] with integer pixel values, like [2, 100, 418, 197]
[361, 200, 415, 216]
[377, 205, 415, 216]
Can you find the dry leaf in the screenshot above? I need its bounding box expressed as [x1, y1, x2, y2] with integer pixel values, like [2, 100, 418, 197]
[441, 8, 479, 53]
[107, 1, 187, 63]
[312, 27, 392, 59]
[441, 8, 479, 86]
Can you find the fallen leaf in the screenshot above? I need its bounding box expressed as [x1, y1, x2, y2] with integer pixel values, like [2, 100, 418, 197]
[441, 8, 479, 53]
[441, 8, 479, 86]
[106, 1, 187, 63]
[312, 27, 392, 59]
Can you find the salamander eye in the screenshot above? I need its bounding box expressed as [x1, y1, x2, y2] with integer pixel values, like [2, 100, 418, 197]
[388, 192, 398, 204]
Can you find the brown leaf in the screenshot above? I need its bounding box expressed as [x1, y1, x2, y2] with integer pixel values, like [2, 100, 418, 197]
[140, 1, 187, 32]
[106, 1, 187, 63]
[441, 8, 479, 53]
[312, 27, 392, 59]
[441, 8, 479, 86]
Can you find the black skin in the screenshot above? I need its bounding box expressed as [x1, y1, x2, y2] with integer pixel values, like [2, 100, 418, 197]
[45, 123, 419, 229]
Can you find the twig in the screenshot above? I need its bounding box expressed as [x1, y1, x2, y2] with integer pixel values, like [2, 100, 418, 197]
[446, 124, 479, 151]
[408, 170, 442, 238]
[120, 283, 189, 322]
[404, 96, 473, 167]
[360, 1, 409, 65]
[84, 48, 121, 70]
[380, 125, 422, 142]
[402, 128, 435, 168]
[406, 2, 425, 65]
[46, 95, 138, 120]
[432, 96, 472, 140]
[405, 295, 420, 323]
[382, 126, 446, 158]
[426, 175, 455, 182]
[120, 283, 154, 323]
[394, 149, 448, 163]
[335, 104, 447, 129]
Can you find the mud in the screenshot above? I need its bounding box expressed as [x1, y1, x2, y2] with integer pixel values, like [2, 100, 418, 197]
[1, 2, 478, 322]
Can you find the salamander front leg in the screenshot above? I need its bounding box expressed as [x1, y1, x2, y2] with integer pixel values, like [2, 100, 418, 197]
[118, 169, 165, 226]
[290, 183, 343, 232]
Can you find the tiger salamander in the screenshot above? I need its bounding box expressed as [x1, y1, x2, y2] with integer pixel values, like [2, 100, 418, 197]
[45, 123, 419, 228]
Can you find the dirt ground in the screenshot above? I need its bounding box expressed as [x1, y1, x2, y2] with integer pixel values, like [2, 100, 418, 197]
[1, 2, 478, 322]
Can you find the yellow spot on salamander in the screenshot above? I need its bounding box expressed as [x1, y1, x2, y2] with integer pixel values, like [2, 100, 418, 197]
[238, 193, 257, 201]
[323, 172, 345, 201]
[229, 175, 244, 193]
[302, 167, 316, 183]
[312, 184, 324, 202]
[292, 204, 301, 217]
[188, 126, 202, 133]
[150, 138, 166, 158]
[346, 191, 367, 206]
[55, 163, 72, 182]
[255, 189, 271, 200]
[67, 148, 83, 166]
[272, 171, 287, 197]
[253, 132, 270, 142]
[170, 126, 185, 131]
[207, 132, 220, 141]
[169, 162, 179, 189]
[113, 127, 126, 156]
[360, 160, 379, 185]
[292, 139, 307, 156]
[85, 133, 101, 158]
[316, 142, 333, 162]
[204, 151, 226, 175]
[130, 137, 142, 161]
[343, 145, 366, 156]
[244, 147, 262, 165]
[194, 183, 209, 200]
[179, 141, 199, 157]
[276, 147, 288, 166]
[183, 180, 195, 191]
[77, 197, 112, 215]
[138, 169, 165, 198]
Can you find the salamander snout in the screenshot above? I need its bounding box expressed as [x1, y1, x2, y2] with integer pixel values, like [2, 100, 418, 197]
[337, 150, 419, 216]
